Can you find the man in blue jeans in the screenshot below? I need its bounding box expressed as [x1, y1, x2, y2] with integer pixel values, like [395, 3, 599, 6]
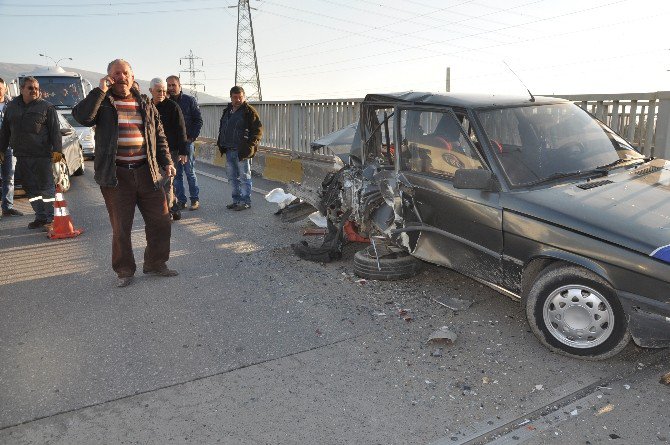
[167, 75, 203, 211]
[0, 78, 24, 219]
[216, 86, 263, 211]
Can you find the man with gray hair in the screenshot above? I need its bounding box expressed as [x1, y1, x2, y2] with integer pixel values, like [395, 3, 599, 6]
[149, 77, 187, 220]
[73, 59, 177, 287]
[0, 76, 61, 229]
[0, 77, 24, 219]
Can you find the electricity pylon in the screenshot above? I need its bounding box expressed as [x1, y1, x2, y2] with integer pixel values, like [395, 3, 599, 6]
[179, 50, 206, 100]
[234, 0, 262, 101]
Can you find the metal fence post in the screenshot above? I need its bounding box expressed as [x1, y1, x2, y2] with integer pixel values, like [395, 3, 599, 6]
[653, 92, 670, 159]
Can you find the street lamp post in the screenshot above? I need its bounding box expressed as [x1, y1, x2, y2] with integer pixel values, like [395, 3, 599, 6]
[38, 53, 73, 68]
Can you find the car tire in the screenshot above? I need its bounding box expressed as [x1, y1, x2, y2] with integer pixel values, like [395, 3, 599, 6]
[523, 263, 631, 360]
[53, 160, 71, 193]
[353, 244, 422, 281]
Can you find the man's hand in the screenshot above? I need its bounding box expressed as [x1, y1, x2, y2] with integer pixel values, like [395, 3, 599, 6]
[99, 76, 113, 93]
[178, 155, 188, 164]
[52, 152, 63, 164]
[164, 165, 176, 177]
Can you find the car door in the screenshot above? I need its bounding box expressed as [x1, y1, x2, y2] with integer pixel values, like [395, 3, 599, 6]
[395, 106, 504, 284]
[57, 113, 81, 173]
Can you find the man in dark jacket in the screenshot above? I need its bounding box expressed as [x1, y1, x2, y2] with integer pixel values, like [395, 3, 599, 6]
[216, 86, 263, 211]
[149, 77, 187, 220]
[0, 76, 62, 229]
[167, 75, 203, 211]
[73, 59, 177, 288]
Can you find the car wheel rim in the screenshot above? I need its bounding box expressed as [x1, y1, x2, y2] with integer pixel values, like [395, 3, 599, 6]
[542, 284, 614, 349]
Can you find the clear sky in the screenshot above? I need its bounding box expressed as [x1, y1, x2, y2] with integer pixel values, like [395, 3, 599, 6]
[2, 0, 670, 101]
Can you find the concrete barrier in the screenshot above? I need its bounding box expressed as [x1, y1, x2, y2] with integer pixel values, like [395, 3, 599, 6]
[194, 138, 343, 186]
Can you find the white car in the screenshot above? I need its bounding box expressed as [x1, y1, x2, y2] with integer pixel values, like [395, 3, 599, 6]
[62, 111, 95, 159]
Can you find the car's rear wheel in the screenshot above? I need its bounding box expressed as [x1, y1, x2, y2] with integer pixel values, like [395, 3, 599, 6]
[353, 242, 421, 281]
[53, 159, 71, 192]
[524, 263, 630, 360]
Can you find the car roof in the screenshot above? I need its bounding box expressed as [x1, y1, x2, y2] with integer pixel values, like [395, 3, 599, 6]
[363, 91, 569, 109]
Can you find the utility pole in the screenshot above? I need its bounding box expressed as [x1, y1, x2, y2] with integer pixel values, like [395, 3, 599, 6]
[231, 0, 262, 101]
[446, 66, 451, 93]
[179, 50, 206, 100]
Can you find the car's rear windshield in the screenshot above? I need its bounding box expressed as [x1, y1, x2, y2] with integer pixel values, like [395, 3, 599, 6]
[476, 103, 644, 187]
[62, 113, 80, 128]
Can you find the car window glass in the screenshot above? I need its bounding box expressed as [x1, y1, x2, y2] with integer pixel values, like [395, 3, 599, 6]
[399, 109, 483, 178]
[360, 105, 395, 165]
[62, 113, 79, 127]
[57, 114, 74, 132]
[477, 103, 644, 187]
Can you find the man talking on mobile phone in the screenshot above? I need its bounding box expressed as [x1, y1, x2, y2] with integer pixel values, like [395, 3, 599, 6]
[73, 59, 177, 288]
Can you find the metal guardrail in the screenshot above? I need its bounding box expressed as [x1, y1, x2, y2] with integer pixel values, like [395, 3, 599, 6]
[549, 92, 670, 158]
[200, 91, 670, 160]
[200, 99, 361, 157]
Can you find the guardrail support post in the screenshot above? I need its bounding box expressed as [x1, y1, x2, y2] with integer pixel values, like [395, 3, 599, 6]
[653, 92, 670, 158]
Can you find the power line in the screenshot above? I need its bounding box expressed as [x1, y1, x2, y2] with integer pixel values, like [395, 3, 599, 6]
[0, 0, 221, 7]
[254, 0, 547, 64]
[0, 2, 235, 16]
[261, 1, 654, 82]
[259, 0, 630, 78]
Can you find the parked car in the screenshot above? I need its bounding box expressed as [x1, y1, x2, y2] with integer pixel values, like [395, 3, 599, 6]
[292, 91, 670, 360]
[61, 111, 95, 159]
[15, 112, 85, 193]
[54, 112, 85, 191]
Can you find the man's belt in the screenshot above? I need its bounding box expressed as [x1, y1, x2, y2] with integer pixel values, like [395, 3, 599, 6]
[116, 161, 147, 170]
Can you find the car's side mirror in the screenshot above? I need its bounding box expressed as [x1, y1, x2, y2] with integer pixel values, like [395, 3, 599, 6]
[453, 168, 498, 191]
[60, 128, 74, 136]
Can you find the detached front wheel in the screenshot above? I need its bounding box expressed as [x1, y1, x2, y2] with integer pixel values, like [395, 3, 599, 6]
[353, 243, 421, 281]
[524, 264, 630, 360]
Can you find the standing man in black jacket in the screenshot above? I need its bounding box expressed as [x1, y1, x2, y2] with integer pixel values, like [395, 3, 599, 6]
[166, 75, 203, 211]
[0, 76, 62, 229]
[216, 86, 263, 211]
[149, 77, 187, 220]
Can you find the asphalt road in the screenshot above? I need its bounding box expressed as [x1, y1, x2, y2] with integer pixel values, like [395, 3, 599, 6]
[0, 160, 668, 445]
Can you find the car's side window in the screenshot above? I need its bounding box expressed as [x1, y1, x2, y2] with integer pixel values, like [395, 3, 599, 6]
[399, 108, 482, 178]
[360, 105, 395, 165]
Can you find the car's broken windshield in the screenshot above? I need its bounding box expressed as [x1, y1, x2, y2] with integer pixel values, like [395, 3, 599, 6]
[477, 103, 644, 187]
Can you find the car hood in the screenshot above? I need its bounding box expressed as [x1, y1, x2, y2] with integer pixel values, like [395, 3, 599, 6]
[502, 158, 670, 260]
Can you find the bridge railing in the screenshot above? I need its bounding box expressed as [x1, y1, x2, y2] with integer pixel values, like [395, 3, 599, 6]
[200, 91, 670, 159]
[549, 91, 670, 158]
[199, 99, 361, 156]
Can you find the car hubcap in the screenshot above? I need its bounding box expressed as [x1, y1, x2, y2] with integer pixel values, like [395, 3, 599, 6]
[543, 284, 614, 349]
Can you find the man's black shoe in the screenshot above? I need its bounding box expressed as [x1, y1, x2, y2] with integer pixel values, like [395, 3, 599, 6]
[234, 203, 251, 211]
[143, 267, 179, 277]
[28, 219, 48, 229]
[2, 208, 24, 216]
[172, 209, 182, 221]
[177, 201, 187, 210]
[226, 202, 239, 210]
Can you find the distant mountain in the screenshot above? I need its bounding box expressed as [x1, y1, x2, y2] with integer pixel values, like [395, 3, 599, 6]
[0, 62, 227, 104]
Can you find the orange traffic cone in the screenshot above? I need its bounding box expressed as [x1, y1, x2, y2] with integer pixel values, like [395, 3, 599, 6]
[48, 184, 83, 239]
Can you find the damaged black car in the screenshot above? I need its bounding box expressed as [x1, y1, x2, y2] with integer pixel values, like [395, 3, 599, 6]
[291, 91, 670, 360]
